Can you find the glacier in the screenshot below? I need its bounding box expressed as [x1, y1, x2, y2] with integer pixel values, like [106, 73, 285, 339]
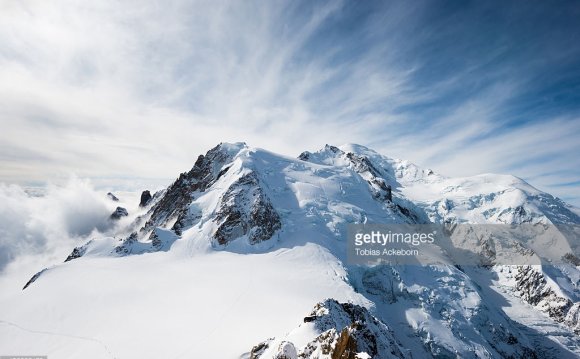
[1, 142, 579, 358]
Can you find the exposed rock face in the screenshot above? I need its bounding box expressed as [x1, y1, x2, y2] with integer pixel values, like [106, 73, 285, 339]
[57, 143, 279, 264]
[114, 232, 139, 255]
[213, 172, 281, 246]
[251, 339, 274, 359]
[141, 143, 243, 235]
[111, 228, 178, 256]
[110, 206, 129, 220]
[250, 299, 407, 359]
[139, 190, 152, 207]
[107, 192, 119, 201]
[65, 242, 91, 262]
[515, 266, 573, 322]
[344, 151, 393, 204]
[22, 268, 48, 290]
[298, 151, 310, 161]
[331, 328, 360, 359]
[565, 302, 580, 334]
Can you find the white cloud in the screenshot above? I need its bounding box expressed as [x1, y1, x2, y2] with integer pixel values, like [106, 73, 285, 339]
[0, 177, 122, 272]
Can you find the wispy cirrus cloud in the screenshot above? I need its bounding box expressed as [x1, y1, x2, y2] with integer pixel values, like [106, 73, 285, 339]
[0, 0, 579, 204]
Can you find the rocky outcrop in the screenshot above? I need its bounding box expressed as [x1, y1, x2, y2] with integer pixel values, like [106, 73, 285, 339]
[139, 190, 152, 207]
[299, 145, 420, 223]
[107, 192, 119, 201]
[113, 229, 178, 256]
[298, 151, 311, 161]
[22, 268, 48, 290]
[344, 151, 393, 204]
[250, 339, 274, 359]
[110, 206, 128, 220]
[249, 299, 407, 359]
[65, 241, 91, 262]
[141, 143, 244, 236]
[515, 266, 572, 322]
[213, 172, 281, 246]
[114, 233, 139, 255]
[564, 302, 580, 334]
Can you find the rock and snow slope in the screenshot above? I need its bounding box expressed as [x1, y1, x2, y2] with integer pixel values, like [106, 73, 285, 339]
[1, 142, 579, 358]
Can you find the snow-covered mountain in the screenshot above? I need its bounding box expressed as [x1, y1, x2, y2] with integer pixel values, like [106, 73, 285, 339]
[2, 142, 579, 358]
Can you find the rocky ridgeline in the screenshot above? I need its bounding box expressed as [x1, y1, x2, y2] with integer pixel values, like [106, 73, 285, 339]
[250, 299, 408, 359]
[300, 145, 420, 223]
[141, 143, 240, 235]
[137, 142, 281, 246]
[61, 142, 282, 263]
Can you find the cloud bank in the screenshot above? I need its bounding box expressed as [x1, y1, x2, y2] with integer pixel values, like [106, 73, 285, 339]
[0, 178, 121, 272]
[0, 0, 578, 204]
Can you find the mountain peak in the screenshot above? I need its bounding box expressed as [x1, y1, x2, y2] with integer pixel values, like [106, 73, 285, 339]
[15, 141, 580, 357]
[215, 141, 248, 156]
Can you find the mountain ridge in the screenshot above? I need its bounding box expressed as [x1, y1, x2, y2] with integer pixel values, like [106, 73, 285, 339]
[13, 142, 580, 358]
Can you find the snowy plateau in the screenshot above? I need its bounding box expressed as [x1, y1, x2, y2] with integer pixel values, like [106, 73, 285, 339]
[1, 142, 580, 359]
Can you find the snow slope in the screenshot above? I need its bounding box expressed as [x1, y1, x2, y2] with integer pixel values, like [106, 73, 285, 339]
[1, 142, 579, 358]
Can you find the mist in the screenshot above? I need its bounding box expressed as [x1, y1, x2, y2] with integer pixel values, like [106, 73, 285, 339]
[0, 177, 131, 273]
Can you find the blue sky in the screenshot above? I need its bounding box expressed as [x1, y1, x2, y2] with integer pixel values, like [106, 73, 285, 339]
[0, 0, 579, 205]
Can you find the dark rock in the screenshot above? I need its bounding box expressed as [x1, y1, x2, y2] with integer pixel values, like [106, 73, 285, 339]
[344, 152, 400, 208]
[65, 243, 89, 262]
[114, 232, 138, 255]
[345, 152, 381, 178]
[22, 268, 48, 290]
[215, 165, 231, 181]
[250, 339, 273, 359]
[565, 302, 580, 334]
[213, 172, 282, 246]
[107, 192, 119, 201]
[141, 143, 244, 236]
[139, 190, 152, 207]
[395, 204, 417, 222]
[516, 266, 572, 322]
[110, 206, 129, 220]
[507, 334, 518, 345]
[304, 316, 317, 323]
[369, 178, 392, 202]
[298, 151, 311, 161]
[332, 327, 359, 359]
[514, 205, 526, 217]
[252, 299, 406, 358]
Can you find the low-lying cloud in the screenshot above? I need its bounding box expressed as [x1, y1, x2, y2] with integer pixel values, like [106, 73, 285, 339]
[0, 177, 119, 272]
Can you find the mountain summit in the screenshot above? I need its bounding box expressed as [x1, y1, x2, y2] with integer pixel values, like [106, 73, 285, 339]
[8, 143, 580, 358]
